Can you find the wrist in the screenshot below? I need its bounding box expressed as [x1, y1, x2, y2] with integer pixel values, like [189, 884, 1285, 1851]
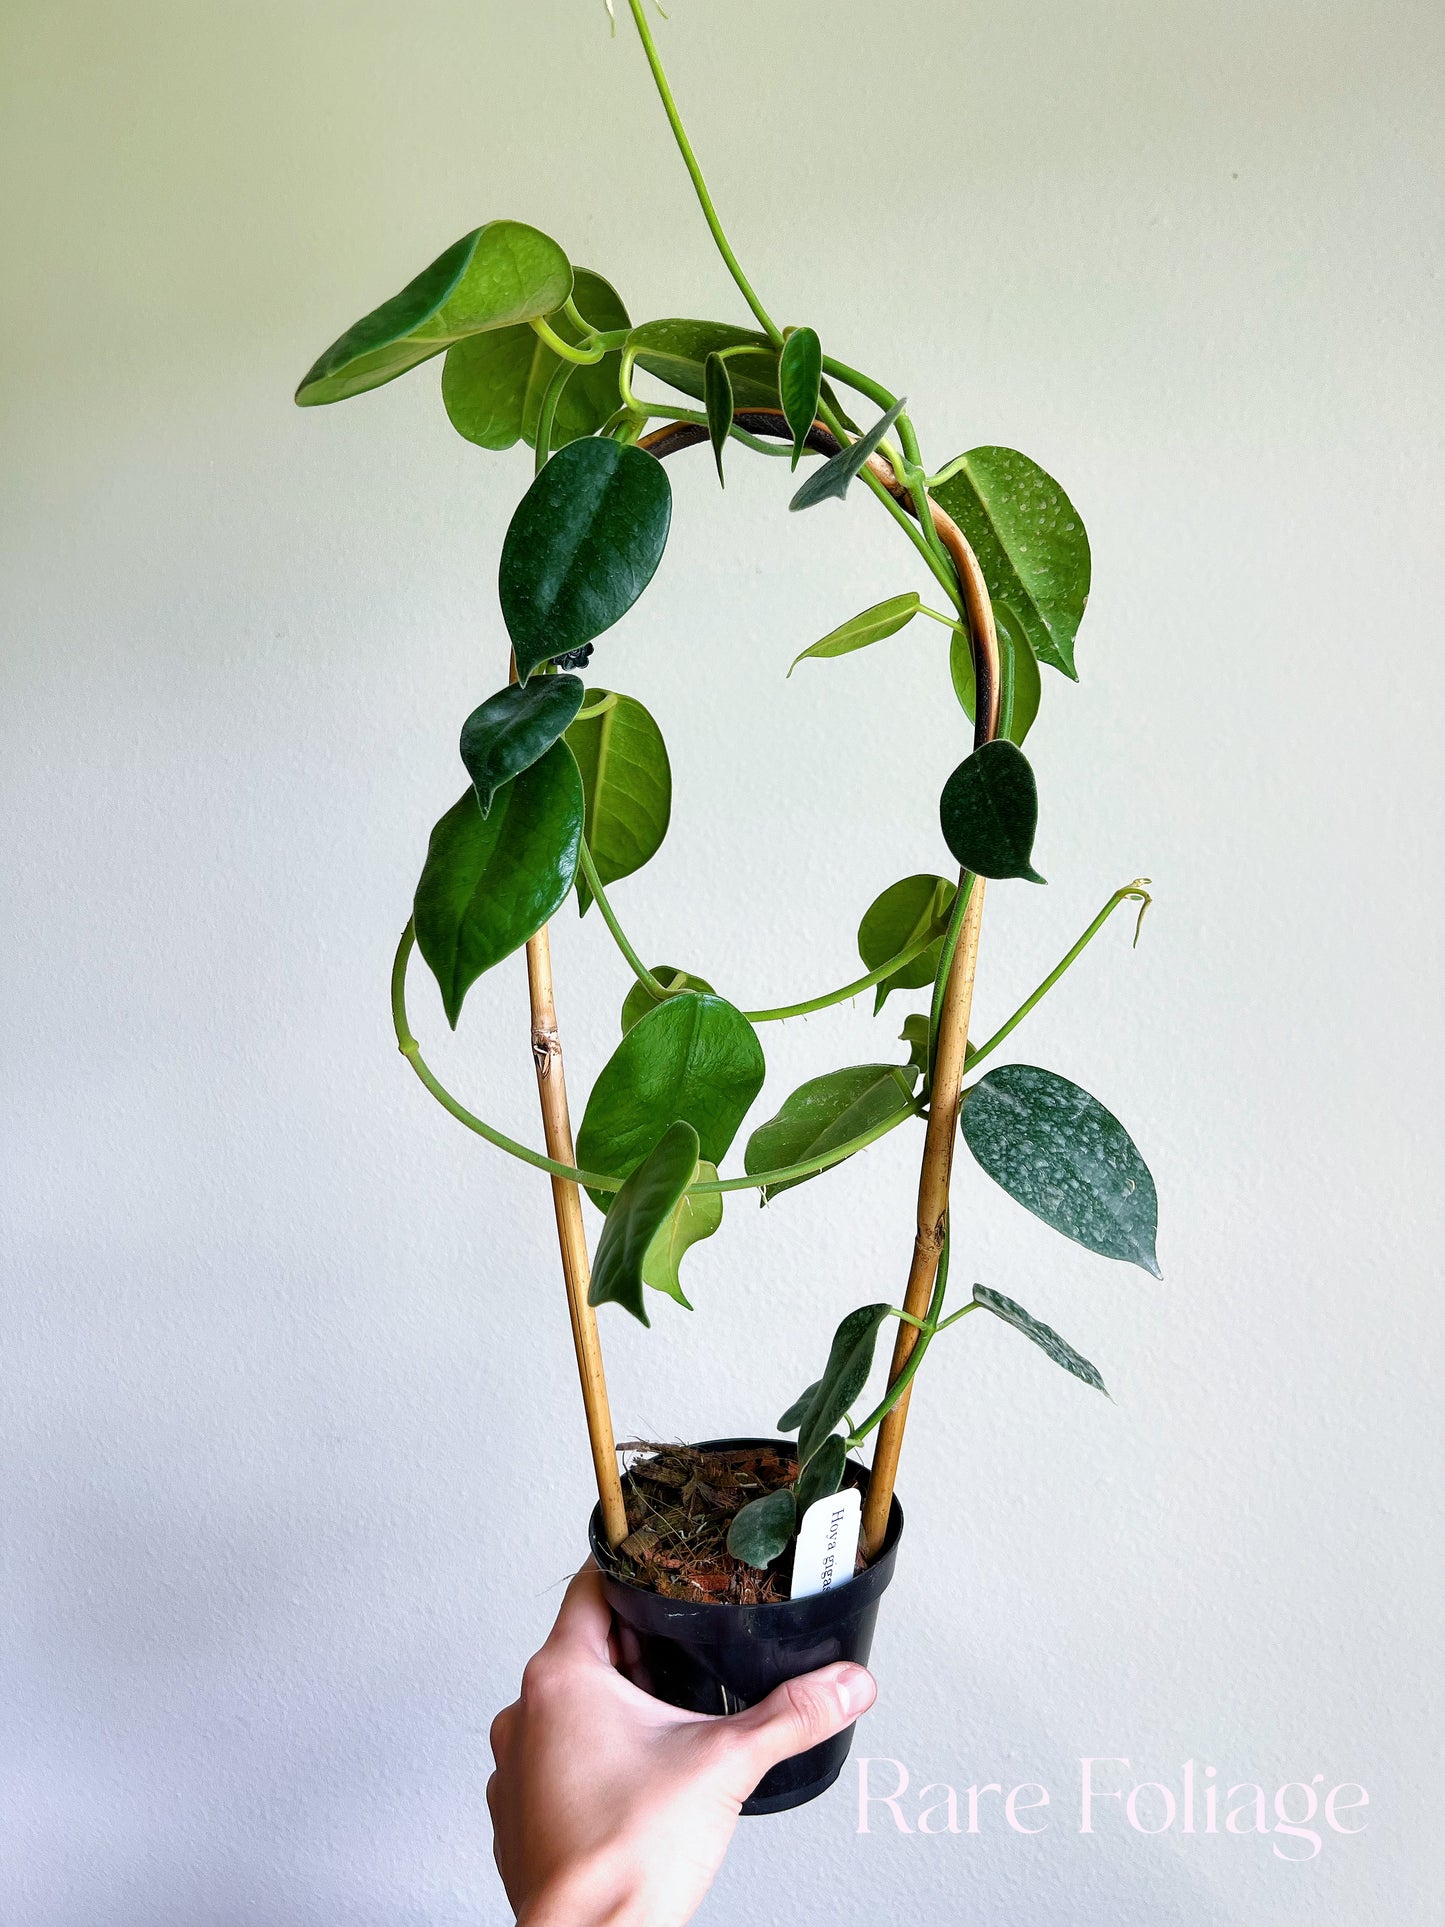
[516, 1858, 644, 1927]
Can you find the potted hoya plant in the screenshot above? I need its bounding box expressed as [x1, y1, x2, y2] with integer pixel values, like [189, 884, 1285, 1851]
[295, 1, 1160, 1814]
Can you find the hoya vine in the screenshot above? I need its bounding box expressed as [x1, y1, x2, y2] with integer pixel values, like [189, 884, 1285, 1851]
[298, 1, 1161, 1572]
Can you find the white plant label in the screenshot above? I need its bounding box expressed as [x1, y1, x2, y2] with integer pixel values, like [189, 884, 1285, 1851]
[790, 1485, 861, 1600]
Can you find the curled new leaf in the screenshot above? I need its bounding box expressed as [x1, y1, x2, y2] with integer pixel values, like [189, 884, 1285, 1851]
[621, 965, 715, 1036]
[939, 739, 1045, 882]
[744, 1064, 919, 1201]
[973, 1285, 1108, 1395]
[640, 1160, 723, 1308]
[788, 593, 921, 677]
[500, 439, 672, 683]
[296, 221, 573, 407]
[790, 397, 907, 512]
[726, 1487, 797, 1569]
[796, 1303, 892, 1464]
[588, 1121, 701, 1327]
[857, 874, 956, 1013]
[779, 327, 823, 469]
[459, 675, 585, 816]
[564, 689, 672, 915]
[960, 1065, 1161, 1276]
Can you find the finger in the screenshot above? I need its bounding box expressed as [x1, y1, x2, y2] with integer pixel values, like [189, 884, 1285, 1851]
[710, 1663, 876, 1781]
[542, 1559, 614, 1663]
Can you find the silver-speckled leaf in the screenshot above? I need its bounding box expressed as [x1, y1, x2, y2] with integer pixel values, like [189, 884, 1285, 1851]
[973, 1286, 1108, 1394]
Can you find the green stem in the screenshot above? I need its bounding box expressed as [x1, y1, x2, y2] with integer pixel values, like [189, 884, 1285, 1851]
[577, 841, 668, 998]
[963, 880, 1153, 1074]
[529, 315, 606, 365]
[533, 358, 577, 475]
[847, 1236, 977, 1446]
[624, 0, 781, 344]
[819, 355, 898, 413]
[743, 918, 948, 1023]
[925, 873, 976, 1091]
[916, 602, 963, 633]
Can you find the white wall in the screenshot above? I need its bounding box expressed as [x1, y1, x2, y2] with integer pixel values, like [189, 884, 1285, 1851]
[3, 3, 1440, 1922]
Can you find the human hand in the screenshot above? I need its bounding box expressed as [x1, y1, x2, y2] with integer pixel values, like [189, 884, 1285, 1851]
[487, 1562, 876, 1927]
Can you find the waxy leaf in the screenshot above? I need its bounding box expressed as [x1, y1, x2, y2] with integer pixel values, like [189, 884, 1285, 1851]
[797, 1304, 893, 1464]
[788, 593, 920, 676]
[621, 965, 716, 1036]
[790, 397, 907, 512]
[413, 741, 583, 1027]
[777, 1379, 821, 1432]
[857, 873, 956, 1014]
[640, 1159, 722, 1308]
[704, 352, 732, 485]
[627, 318, 854, 425]
[973, 1285, 1108, 1395]
[727, 1487, 797, 1569]
[939, 739, 1045, 882]
[564, 689, 671, 914]
[744, 1063, 919, 1201]
[588, 1121, 700, 1327]
[932, 448, 1090, 678]
[442, 268, 630, 453]
[459, 674, 585, 816]
[779, 327, 823, 468]
[577, 993, 766, 1209]
[949, 602, 1042, 747]
[960, 1065, 1161, 1275]
[500, 439, 672, 682]
[296, 221, 573, 407]
[796, 1433, 848, 1511]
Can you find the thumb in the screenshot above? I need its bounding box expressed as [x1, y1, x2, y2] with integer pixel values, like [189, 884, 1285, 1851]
[710, 1662, 876, 1789]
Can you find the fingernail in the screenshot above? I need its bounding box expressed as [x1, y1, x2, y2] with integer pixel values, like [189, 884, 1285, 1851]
[835, 1664, 874, 1718]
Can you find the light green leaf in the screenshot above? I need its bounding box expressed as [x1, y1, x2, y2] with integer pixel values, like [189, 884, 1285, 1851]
[899, 1014, 931, 1080]
[577, 993, 766, 1209]
[640, 1160, 722, 1308]
[960, 1065, 1161, 1275]
[564, 689, 671, 915]
[789, 397, 906, 512]
[788, 593, 921, 676]
[857, 873, 956, 1014]
[932, 448, 1090, 678]
[704, 352, 732, 485]
[779, 327, 823, 469]
[726, 1487, 797, 1569]
[296, 221, 573, 407]
[458, 674, 585, 816]
[777, 1379, 821, 1432]
[621, 965, 715, 1036]
[588, 1121, 700, 1327]
[796, 1433, 848, 1511]
[797, 1303, 892, 1463]
[744, 1064, 919, 1201]
[627, 318, 854, 425]
[413, 741, 583, 1028]
[949, 602, 1042, 747]
[939, 740, 1045, 882]
[973, 1285, 1108, 1394]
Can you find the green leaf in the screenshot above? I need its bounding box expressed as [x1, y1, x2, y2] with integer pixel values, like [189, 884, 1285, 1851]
[577, 993, 766, 1209]
[789, 397, 906, 512]
[973, 1285, 1108, 1395]
[857, 873, 957, 1014]
[797, 1304, 893, 1464]
[296, 221, 573, 407]
[640, 1160, 722, 1309]
[777, 1380, 821, 1432]
[744, 1064, 918, 1202]
[796, 1433, 848, 1512]
[413, 741, 583, 1027]
[939, 739, 1045, 883]
[960, 1065, 1161, 1276]
[442, 268, 630, 453]
[788, 593, 920, 676]
[500, 439, 672, 683]
[621, 965, 715, 1036]
[704, 352, 732, 485]
[899, 1014, 931, 1080]
[949, 603, 1042, 747]
[726, 1487, 797, 1569]
[779, 327, 822, 469]
[588, 1121, 700, 1327]
[627, 318, 854, 426]
[564, 689, 671, 915]
[932, 448, 1090, 679]
[458, 674, 585, 817]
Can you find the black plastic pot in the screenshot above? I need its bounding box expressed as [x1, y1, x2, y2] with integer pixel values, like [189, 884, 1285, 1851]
[589, 1436, 904, 1815]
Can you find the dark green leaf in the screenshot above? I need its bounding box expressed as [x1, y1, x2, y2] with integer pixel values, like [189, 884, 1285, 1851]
[788, 593, 920, 676]
[949, 602, 1042, 747]
[932, 448, 1090, 679]
[899, 1014, 931, 1080]
[621, 965, 715, 1036]
[789, 397, 906, 512]
[413, 741, 583, 1027]
[588, 1121, 700, 1327]
[726, 1487, 797, 1569]
[857, 873, 956, 1014]
[500, 439, 672, 682]
[779, 327, 822, 469]
[960, 1065, 1161, 1275]
[744, 1064, 918, 1201]
[639, 1159, 722, 1309]
[442, 268, 630, 453]
[564, 689, 671, 914]
[973, 1285, 1108, 1394]
[704, 352, 732, 485]
[459, 675, 585, 816]
[797, 1304, 892, 1463]
[939, 740, 1045, 883]
[296, 221, 573, 407]
[577, 993, 766, 1209]
[777, 1379, 821, 1432]
[796, 1433, 848, 1512]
